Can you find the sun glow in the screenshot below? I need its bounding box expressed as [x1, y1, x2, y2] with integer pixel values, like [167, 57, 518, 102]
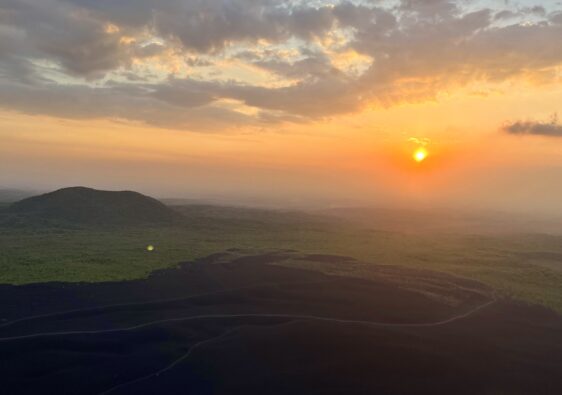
[413, 148, 428, 163]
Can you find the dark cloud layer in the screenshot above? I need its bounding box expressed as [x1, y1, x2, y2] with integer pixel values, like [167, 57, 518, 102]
[503, 116, 562, 137]
[0, 0, 561, 131]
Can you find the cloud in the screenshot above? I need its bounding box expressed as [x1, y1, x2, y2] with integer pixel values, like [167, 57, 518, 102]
[503, 116, 562, 137]
[63, 0, 338, 53]
[0, 80, 267, 131]
[409, 137, 431, 146]
[0, 0, 134, 78]
[247, 51, 341, 81]
[0, 0, 561, 131]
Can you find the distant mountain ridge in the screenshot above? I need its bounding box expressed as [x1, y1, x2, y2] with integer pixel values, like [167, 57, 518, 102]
[9, 187, 180, 226]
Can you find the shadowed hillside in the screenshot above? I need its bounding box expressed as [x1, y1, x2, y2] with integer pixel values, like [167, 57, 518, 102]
[8, 187, 181, 226]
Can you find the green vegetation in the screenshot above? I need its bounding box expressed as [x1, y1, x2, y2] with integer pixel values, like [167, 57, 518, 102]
[0, 205, 340, 283]
[9, 187, 180, 226]
[2, 204, 562, 312]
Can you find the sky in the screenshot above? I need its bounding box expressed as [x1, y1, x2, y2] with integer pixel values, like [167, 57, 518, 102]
[1, 0, 562, 213]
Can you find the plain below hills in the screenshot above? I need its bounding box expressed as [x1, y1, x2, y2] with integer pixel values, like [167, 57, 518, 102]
[1, 187, 562, 315]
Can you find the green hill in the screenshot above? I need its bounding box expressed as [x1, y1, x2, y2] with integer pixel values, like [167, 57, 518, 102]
[8, 187, 181, 226]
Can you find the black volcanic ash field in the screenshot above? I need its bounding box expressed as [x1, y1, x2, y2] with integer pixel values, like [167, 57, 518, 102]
[1, 252, 561, 395]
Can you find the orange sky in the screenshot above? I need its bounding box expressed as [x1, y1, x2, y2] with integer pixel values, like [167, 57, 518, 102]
[1, 0, 562, 213]
[2, 81, 562, 212]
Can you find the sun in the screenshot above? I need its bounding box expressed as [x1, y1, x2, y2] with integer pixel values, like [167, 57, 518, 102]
[413, 148, 428, 163]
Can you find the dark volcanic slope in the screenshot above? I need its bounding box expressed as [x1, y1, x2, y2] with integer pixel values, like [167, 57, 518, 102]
[1, 253, 561, 395]
[8, 186, 179, 225]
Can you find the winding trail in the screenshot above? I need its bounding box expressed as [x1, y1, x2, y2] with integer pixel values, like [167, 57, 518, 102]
[0, 279, 332, 331]
[0, 276, 497, 395]
[0, 298, 496, 342]
[97, 326, 242, 395]
[92, 298, 496, 395]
